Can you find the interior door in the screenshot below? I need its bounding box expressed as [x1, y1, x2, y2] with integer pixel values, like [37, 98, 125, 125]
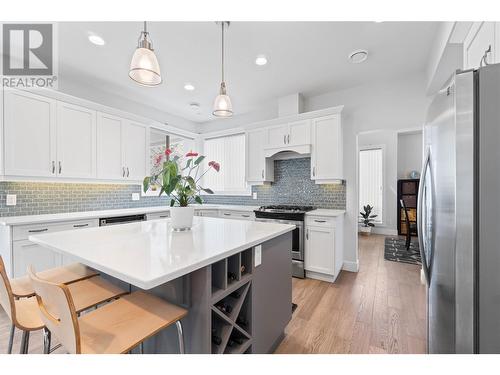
[97, 113, 125, 180]
[4, 90, 56, 177]
[422, 77, 457, 354]
[56, 102, 97, 178]
[123, 121, 147, 181]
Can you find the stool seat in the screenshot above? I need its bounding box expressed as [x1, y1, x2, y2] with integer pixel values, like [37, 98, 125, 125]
[78, 291, 188, 354]
[12, 277, 127, 332]
[11, 263, 99, 298]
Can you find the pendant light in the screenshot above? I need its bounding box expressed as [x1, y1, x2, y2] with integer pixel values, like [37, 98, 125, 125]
[213, 21, 233, 118]
[129, 21, 162, 86]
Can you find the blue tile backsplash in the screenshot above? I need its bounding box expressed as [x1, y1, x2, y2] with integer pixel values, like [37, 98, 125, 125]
[0, 157, 345, 217]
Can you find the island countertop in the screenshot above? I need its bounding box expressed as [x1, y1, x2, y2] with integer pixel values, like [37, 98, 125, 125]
[29, 217, 294, 290]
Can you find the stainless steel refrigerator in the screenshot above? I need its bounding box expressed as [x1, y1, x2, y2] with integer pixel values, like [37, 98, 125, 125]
[419, 63, 500, 354]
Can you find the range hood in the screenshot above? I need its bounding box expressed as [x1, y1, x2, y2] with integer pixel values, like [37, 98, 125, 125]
[264, 145, 311, 158]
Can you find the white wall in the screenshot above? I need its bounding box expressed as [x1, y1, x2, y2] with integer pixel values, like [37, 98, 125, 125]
[397, 132, 423, 179]
[358, 130, 398, 235]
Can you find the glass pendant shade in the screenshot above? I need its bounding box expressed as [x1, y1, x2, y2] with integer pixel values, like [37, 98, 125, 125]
[213, 82, 233, 117]
[129, 46, 162, 86]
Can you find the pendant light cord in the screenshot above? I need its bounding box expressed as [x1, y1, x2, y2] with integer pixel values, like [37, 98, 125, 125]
[221, 22, 225, 83]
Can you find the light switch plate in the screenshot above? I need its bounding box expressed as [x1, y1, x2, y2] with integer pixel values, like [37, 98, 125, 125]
[6, 194, 16, 206]
[252, 192, 257, 200]
[254, 245, 262, 267]
[132, 193, 140, 201]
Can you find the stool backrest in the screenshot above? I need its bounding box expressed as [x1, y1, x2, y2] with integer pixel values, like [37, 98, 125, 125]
[0, 256, 15, 323]
[28, 266, 81, 354]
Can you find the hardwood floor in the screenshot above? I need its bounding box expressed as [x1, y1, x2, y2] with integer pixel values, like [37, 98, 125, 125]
[275, 234, 427, 354]
[0, 234, 426, 354]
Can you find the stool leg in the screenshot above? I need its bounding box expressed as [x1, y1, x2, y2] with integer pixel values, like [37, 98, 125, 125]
[20, 331, 30, 354]
[175, 320, 185, 354]
[43, 328, 51, 354]
[7, 324, 15, 354]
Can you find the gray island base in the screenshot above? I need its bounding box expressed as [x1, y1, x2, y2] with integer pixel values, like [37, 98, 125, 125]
[29, 217, 293, 354]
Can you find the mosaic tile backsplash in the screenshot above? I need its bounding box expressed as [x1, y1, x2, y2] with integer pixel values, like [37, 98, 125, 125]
[0, 157, 345, 217]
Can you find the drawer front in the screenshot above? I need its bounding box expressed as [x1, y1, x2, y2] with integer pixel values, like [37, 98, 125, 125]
[13, 219, 98, 241]
[219, 210, 255, 220]
[146, 212, 170, 220]
[305, 216, 335, 228]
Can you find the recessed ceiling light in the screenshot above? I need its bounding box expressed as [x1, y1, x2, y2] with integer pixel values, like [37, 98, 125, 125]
[88, 33, 105, 46]
[348, 50, 368, 64]
[255, 55, 268, 66]
[184, 83, 195, 91]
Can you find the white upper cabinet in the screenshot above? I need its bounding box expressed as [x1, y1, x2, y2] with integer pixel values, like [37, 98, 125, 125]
[4, 90, 56, 177]
[288, 119, 310, 146]
[246, 128, 274, 183]
[311, 114, 343, 182]
[266, 124, 289, 148]
[123, 121, 147, 181]
[97, 113, 125, 180]
[463, 22, 499, 69]
[56, 102, 96, 179]
[97, 113, 148, 182]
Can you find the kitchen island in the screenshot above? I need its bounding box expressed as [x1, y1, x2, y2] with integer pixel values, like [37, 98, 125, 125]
[29, 216, 294, 354]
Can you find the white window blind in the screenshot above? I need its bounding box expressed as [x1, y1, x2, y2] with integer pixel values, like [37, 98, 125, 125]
[203, 133, 248, 194]
[359, 148, 383, 223]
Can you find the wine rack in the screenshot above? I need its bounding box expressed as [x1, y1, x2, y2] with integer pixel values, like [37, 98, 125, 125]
[210, 248, 253, 354]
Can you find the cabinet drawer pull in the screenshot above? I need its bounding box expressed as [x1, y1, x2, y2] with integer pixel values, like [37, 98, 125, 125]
[314, 220, 327, 223]
[159, 215, 168, 218]
[242, 215, 250, 218]
[223, 213, 231, 216]
[28, 228, 48, 233]
[73, 223, 89, 228]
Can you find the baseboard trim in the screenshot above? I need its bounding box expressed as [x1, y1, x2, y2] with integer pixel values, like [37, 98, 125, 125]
[342, 260, 359, 273]
[305, 270, 337, 283]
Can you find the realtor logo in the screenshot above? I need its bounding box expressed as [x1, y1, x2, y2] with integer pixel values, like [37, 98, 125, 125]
[2, 23, 58, 88]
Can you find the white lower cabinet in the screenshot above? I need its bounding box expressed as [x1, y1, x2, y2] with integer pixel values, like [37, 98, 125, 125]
[219, 210, 255, 220]
[146, 211, 170, 220]
[196, 209, 220, 218]
[305, 215, 344, 282]
[13, 240, 61, 277]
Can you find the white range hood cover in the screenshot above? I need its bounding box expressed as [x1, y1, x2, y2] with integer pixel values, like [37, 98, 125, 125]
[264, 144, 311, 158]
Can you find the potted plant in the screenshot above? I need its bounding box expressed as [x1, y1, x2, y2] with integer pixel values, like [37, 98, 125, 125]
[143, 149, 220, 231]
[359, 204, 377, 235]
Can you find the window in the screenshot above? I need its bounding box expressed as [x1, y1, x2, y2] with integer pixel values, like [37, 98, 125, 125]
[203, 133, 249, 195]
[359, 147, 383, 223]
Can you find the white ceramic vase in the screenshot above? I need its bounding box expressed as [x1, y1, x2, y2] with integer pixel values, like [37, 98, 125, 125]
[170, 206, 195, 231]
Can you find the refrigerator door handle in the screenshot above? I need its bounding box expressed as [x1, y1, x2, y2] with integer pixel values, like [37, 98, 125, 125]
[418, 148, 431, 286]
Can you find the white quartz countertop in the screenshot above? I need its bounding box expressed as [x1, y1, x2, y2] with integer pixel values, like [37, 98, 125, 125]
[0, 204, 260, 226]
[306, 209, 346, 217]
[29, 217, 294, 289]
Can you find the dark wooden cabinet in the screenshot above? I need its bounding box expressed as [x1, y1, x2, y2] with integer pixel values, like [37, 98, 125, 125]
[397, 179, 420, 236]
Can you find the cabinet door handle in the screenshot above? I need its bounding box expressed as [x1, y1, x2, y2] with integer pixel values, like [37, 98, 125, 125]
[224, 213, 231, 216]
[306, 229, 309, 240]
[58, 161, 62, 174]
[28, 228, 48, 233]
[52, 161, 55, 174]
[159, 215, 169, 218]
[314, 220, 327, 223]
[312, 166, 316, 177]
[122, 167, 126, 177]
[127, 167, 130, 177]
[242, 214, 250, 218]
[261, 169, 264, 178]
[73, 223, 89, 228]
[283, 135, 286, 144]
[287, 134, 290, 144]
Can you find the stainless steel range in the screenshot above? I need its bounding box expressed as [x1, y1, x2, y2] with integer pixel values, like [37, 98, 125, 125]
[254, 205, 314, 278]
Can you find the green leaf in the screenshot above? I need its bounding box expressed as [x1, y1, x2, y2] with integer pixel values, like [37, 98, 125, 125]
[194, 155, 205, 166]
[143, 177, 150, 193]
[201, 188, 214, 194]
[184, 158, 192, 170]
[186, 176, 197, 190]
[170, 199, 175, 207]
[162, 168, 170, 187]
[195, 196, 203, 204]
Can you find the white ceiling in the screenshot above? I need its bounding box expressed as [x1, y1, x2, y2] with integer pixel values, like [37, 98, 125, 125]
[57, 22, 439, 123]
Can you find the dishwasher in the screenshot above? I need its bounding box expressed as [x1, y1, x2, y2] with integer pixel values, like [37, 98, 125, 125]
[99, 214, 146, 226]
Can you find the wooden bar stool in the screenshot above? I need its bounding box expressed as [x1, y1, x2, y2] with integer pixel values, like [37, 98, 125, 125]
[28, 267, 188, 354]
[10, 262, 99, 298]
[0, 257, 128, 354]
